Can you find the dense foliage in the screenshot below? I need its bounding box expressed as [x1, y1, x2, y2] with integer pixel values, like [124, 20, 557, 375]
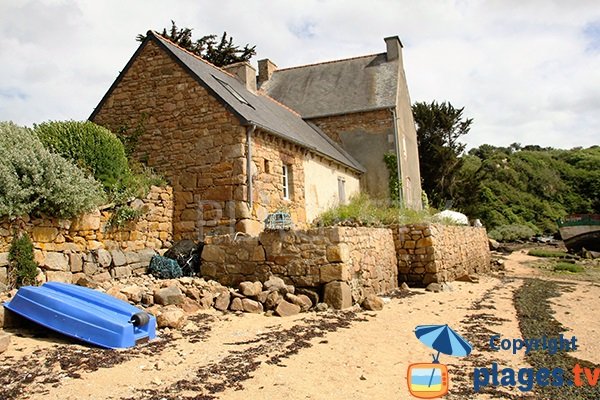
[8, 232, 38, 287]
[413, 101, 473, 208]
[0, 122, 104, 218]
[455, 145, 600, 233]
[137, 21, 256, 67]
[34, 120, 130, 190]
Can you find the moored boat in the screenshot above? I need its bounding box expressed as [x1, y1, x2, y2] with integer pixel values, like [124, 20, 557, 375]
[4, 281, 156, 348]
[557, 214, 600, 252]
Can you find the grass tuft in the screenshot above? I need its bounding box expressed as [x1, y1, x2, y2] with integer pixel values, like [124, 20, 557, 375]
[553, 262, 584, 273]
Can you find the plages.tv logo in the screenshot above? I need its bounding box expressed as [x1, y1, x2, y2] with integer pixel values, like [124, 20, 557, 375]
[407, 324, 473, 399]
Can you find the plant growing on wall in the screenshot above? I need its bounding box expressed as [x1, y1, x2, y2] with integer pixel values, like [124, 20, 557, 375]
[383, 152, 401, 203]
[8, 231, 38, 287]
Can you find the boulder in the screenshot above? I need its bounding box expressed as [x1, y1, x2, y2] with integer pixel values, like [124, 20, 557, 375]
[263, 276, 287, 293]
[295, 288, 319, 306]
[426, 282, 453, 293]
[214, 291, 231, 311]
[239, 281, 263, 297]
[286, 293, 312, 311]
[456, 274, 479, 283]
[96, 249, 112, 268]
[75, 275, 98, 289]
[44, 252, 69, 271]
[181, 298, 201, 314]
[157, 306, 186, 329]
[275, 300, 301, 317]
[230, 297, 244, 311]
[242, 298, 263, 313]
[110, 250, 127, 267]
[121, 285, 144, 303]
[256, 290, 270, 304]
[106, 286, 128, 302]
[264, 291, 283, 310]
[400, 282, 410, 291]
[154, 285, 185, 306]
[323, 281, 352, 310]
[361, 295, 384, 311]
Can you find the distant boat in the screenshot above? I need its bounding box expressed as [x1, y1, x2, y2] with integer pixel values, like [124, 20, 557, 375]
[557, 214, 600, 252]
[4, 282, 156, 348]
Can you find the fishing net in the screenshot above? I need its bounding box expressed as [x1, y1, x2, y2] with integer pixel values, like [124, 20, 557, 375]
[148, 255, 182, 279]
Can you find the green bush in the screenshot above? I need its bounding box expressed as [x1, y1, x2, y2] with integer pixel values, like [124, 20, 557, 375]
[34, 120, 130, 190]
[488, 224, 536, 242]
[553, 262, 584, 273]
[527, 249, 568, 258]
[0, 122, 104, 218]
[9, 232, 39, 287]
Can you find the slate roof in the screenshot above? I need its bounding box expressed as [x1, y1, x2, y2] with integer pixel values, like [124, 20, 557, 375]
[259, 53, 398, 119]
[92, 31, 364, 173]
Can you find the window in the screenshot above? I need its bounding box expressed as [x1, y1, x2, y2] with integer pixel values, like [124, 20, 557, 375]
[282, 164, 290, 200]
[338, 177, 346, 204]
[264, 159, 271, 173]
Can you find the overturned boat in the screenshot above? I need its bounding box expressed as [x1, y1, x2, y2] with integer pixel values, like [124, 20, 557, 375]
[4, 282, 156, 348]
[558, 214, 600, 252]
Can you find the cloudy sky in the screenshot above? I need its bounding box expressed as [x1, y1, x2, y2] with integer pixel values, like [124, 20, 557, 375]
[1, 0, 598, 150]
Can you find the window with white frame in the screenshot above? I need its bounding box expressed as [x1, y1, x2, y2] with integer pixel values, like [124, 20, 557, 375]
[282, 164, 290, 200]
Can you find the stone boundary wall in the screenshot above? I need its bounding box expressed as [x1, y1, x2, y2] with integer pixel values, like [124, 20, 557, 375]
[0, 186, 173, 288]
[201, 227, 397, 305]
[394, 224, 490, 286]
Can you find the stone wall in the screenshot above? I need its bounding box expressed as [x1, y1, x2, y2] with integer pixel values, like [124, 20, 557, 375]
[394, 224, 490, 286]
[0, 186, 172, 288]
[201, 227, 397, 306]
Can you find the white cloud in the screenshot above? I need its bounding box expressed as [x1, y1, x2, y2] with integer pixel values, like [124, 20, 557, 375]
[0, 0, 598, 150]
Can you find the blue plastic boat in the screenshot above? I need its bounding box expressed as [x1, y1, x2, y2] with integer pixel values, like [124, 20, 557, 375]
[4, 282, 156, 349]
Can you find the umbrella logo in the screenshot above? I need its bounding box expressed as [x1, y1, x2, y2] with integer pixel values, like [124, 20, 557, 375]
[407, 324, 473, 399]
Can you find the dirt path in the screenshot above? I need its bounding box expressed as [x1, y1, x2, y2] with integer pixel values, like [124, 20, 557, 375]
[1, 249, 598, 399]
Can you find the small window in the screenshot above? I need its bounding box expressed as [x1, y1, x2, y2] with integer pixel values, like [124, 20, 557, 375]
[282, 165, 290, 200]
[264, 159, 271, 173]
[338, 177, 346, 204]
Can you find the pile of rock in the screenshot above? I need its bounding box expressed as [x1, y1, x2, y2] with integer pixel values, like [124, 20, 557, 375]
[75, 275, 320, 330]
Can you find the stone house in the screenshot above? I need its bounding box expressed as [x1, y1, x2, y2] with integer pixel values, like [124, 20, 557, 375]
[90, 31, 421, 240]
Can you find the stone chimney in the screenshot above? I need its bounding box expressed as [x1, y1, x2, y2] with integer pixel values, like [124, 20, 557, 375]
[257, 59, 278, 85]
[223, 61, 257, 92]
[384, 36, 403, 61]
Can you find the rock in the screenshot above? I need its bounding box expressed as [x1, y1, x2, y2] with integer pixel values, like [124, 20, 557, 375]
[46, 271, 72, 283]
[0, 253, 9, 267]
[326, 244, 350, 263]
[110, 250, 127, 267]
[230, 297, 244, 311]
[157, 306, 186, 329]
[400, 282, 410, 291]
[320, 263, 350, 283]
[199, 295, 214, 309]
[264, 291, 283, 310]
[361, 295, 384, 311]
[214, 291, 231, 311]
[111, 266, 132, 279]
[69, 254, 83, 273]
[121, 285, 144, 303]
[154, 285, 185, 306]
[426, 283, 441, 292]
[456, 274, 479, 283]
[256, 290, 270, 304]
[286, 293, 312, 311]
[295, 288, 319, 305]
[275, 300, 301, 317]
[239, 281, 263, 297]
[124, 251, 141, 265]
[141, 293, 154, 305]
[138, 248, 157, 264]
[185, 287, 202, 302]
[31, 226, 58, 243]
[96, 249, 112, 268]
[488, 238, 500, 250]
[93, 271, 112, 283]
[315, 303, 329, 312]
[76, 275, 98, 289]
[263, 276, 287, 293]
[286, 285, 295, 294]
[181, 298, 201, 314]
[323, 281, 353, 310]
[441, 282, 454, 292]
[44, 252, 69, 271]
[106, 286, 128, 302]
[0, 332, 10, 353]
[242, 298, 263, 313]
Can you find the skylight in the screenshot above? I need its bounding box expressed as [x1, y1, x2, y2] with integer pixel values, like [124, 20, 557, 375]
[212, 75, 254, 108]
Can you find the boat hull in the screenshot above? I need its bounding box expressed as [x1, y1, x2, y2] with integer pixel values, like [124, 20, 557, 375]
[558, 214, 600, 252]
[4, 282, 156, 348]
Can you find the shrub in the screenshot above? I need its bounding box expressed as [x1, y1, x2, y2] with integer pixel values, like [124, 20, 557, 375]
[9, 232, 38, 287]
[527, 249, 568, 258]
[34, 120, 130, 190]
[553, 262, 584, 273]
[315, 194, 433, 227]
[0, 122, 104, 218]
[488, 224, 536, 242]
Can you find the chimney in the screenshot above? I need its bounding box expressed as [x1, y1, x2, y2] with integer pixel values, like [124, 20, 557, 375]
[257, 59, 278, 85]
[223, 61, 257, 92]
[384, 36, 403, 61]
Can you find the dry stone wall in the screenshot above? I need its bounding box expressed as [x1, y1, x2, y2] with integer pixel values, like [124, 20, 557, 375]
[394, 223, 490, 286]
[201, 227, 397, 307]
[0, 186, 172, 288]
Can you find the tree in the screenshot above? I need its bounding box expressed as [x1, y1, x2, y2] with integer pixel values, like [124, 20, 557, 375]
[137, 21, 256, 67]
[413, 101, 473, 208]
